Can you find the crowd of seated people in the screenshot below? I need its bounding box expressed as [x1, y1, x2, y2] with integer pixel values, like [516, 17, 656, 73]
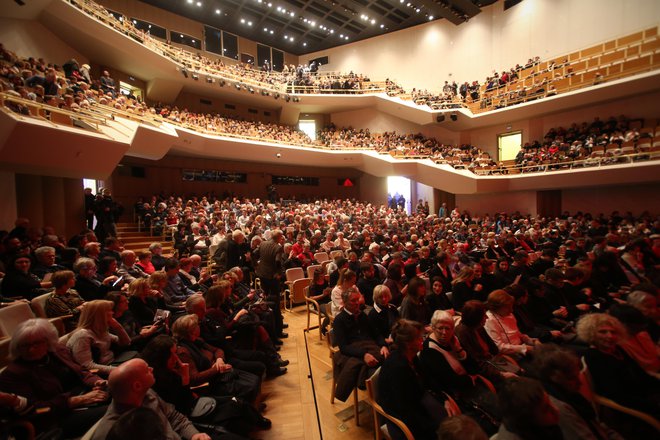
[5, 44, 659, 176]
[1, 192, 659, 437]
[515, 115, 657, 171]
[65, 0, 656, 117]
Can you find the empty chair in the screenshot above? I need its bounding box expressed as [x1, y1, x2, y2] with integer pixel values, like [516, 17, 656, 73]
[306, 264, 322, 280]
[288, 278, 311, 310]
[0, 302, 36, 338]
[313, 252, 329, 263]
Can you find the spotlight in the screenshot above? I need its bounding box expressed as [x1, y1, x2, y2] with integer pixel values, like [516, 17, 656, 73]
[206, 77, 214, 83]
[276, 153, 281, 158]
[191, 74, 199, 81]
[450, 113, 457, 121]
[284, 95, 291, 102]
[181, 68, 188, 78]
[235, 83, 241, 90]
[248, 87, 255, 94]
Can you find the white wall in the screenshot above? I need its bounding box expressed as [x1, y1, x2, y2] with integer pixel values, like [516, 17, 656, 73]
[301, 0, 660, 93]
[0, 18, 87, 64]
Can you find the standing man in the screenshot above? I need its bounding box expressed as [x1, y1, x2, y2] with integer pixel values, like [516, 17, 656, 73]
[84, 187, 95, 230]
[255, 229, 287, 338]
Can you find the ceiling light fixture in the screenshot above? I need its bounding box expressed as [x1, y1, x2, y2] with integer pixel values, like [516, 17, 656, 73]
[196, 1, 202, 7]
[371, 19, 376, 24]
[187, 0, 193, 4]
[429, 15, 434, 20]
[215, 9, 220, 14]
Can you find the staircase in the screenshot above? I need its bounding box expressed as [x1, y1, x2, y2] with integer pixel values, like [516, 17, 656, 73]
[116, 222, 174, 255]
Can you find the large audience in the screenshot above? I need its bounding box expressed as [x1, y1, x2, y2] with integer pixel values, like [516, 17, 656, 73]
[2, 37, 657, 175]
[1, 190, 658, 439]
[63, 0, 657, 115]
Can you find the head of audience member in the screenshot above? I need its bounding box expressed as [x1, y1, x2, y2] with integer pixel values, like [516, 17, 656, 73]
[76, 299, 114, 337]
[34, 246, 56, 267]
[171, 314, 200, 342]
[74, 257, 98, 279]
[9, 318, 59, 361]
[337, 268, 357, 289]
[120, 250, 137, 267]
[436, 415, 488, 440]
[340, 287, 361, 315]
[486, 290, 515, 317]
[149, 272, 168, 292]
[498, 377, 560, 437]
[460, 300, 488, 329]
[430, 310, 455, 346]
[576, 313, 626, 355]
[372, 285, 392, 309]
[164, 258, 180, 277]
[106, 407, 167, 440]
[390, 319, 424, 357]
[531, 343, 582, 393]
[149, 242, 163, 256]
[10, 254, 32, 274]
[607, 303, 649, 336]
[84, 241, 101, 259]
[107, 358, 155, 407]
[386, 262, 403, 282]
[98, 256, 118, 277]
[128, 277, 151, 300]
[406, 276, 427, 301]
[51, 270, 76, 292]
[106, 292, 129, 319]
[627, 290, 658, 320]
[185, 293, 206, 319]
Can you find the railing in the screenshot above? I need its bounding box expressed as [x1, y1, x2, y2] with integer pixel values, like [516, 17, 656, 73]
[3, 96, 659, 177]
[66, 0, 660, 113]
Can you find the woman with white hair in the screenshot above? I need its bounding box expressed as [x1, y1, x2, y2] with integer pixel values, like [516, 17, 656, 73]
[0, 319, 109, 437]
[420, 310, 500, 434]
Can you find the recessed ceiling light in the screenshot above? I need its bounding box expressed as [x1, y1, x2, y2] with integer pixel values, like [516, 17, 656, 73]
[264, 27, 268, 31]
[416, 8, 420, 13]
[180, 34, 184, 38]
[290, 37, 294, 42]
[240, 18, 245, 23]
[303, 42, 307, 46]
[187, 0, 193, 4]
[339, 34, 343, 38]
[270, 30, 274, 34]
[290, 12, 295, 17]
[429, 15, 434, 20]
[345, 36, 349, 40]
[330, 29, 334, 33]
[380, 24, 384, 28]
[267, 2, 272, 7]
[248, 21, 253, 26]
[215, 9, 220, 14]
[371, 19, 376, 24]
[196, 1, 202, 6]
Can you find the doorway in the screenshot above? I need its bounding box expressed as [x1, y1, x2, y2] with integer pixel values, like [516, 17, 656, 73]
[498, 131, 522, 162]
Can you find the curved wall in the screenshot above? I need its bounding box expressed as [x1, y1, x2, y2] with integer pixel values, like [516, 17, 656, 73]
[301, 0, 660, 92]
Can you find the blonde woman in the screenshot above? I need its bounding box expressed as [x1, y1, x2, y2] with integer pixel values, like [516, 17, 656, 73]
[66, 299, 131, 376]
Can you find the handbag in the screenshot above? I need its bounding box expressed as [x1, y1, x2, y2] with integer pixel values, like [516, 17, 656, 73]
[190, 396, 217, 419]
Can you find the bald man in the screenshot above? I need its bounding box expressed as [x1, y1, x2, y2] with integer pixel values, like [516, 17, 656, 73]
[91, 359, 211, 440]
